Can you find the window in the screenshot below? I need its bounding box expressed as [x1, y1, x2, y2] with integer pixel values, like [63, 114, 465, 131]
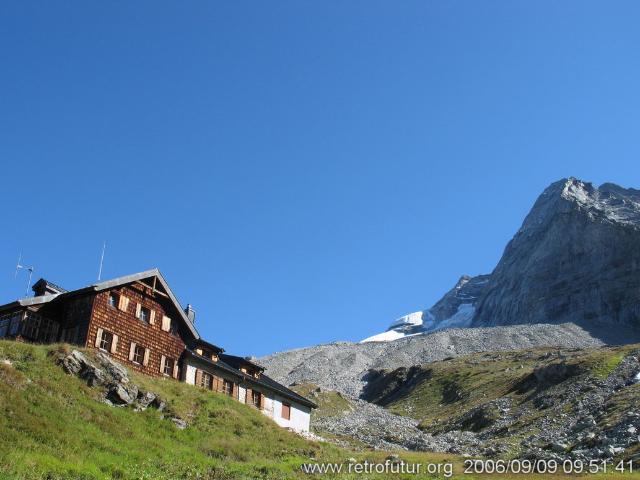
[281, 403, 291, 420]
[132, 345, 145, 364]
[139, 306, 151, 324]
[200, 372, 213, 389]
[0, 318, 9, 338]
[108, 293, 119, 309]
[163, 357, 175, 376]
[9, 315, 21, 336]
[222, 379, 233, 396]
[250, 390, 262, 408]
[99, 330, 114, 352]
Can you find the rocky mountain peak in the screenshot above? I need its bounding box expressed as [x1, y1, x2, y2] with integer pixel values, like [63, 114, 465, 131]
[473, 177, 640, 329]
[362, 178, 640, 342]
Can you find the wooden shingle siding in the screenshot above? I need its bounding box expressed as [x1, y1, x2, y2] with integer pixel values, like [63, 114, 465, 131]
[86, 284, 186, 377]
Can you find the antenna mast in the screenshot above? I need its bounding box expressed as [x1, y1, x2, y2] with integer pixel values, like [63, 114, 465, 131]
[14, 252, 35, 297]
[97, 241, 106, 281]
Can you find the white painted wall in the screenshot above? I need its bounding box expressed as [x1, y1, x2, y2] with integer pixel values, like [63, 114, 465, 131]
[184, 363, 197, 385]
[263, 394, 311, 432]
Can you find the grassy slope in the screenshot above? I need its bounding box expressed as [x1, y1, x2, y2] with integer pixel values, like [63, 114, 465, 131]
[372, 346, 635, 426]
[289, 383, 354, 421]
[0, 340, 638, 480]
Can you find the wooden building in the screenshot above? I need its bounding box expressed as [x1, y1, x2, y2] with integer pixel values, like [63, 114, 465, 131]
[0, 269, 315, 432]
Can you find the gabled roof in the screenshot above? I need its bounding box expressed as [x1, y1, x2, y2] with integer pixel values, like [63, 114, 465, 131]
[219, 353, 265, 372]
[184, 349, 316, 409]
[192, 338, 225, 354]
[92, 269, 200, 339]
[0, 269, 200, 339]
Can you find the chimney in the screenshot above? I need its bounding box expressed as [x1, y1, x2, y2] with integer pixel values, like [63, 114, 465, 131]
[32, 278, 67, 297]
[185, 304, 196, 324]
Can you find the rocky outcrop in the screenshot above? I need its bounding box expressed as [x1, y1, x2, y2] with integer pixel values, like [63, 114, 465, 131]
[58, 349, 182, 425]
[473, 178, 640, 331]
[312, 346, 640, 461]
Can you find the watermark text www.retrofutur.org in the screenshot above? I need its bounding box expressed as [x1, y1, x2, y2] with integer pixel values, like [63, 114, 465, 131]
[301, 459, 452, 476]
[301, 458, 635, 476]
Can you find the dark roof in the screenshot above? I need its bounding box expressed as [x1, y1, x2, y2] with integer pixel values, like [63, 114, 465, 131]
[183, 349, 244, 379]
[185, 349, 316, 409]
[252, 372, 317, 409]
[32, 278, 68, 295]
[219, 353, 265, 372]
[0, 269, 200, 339]
[193, 338, 225, 354]
[0, 268, 316, 409]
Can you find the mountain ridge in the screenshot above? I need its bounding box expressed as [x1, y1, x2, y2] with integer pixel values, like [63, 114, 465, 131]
[362, 177, 640, 342]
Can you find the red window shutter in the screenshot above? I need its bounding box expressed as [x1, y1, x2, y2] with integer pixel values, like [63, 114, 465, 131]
[195, 369, 202, 387]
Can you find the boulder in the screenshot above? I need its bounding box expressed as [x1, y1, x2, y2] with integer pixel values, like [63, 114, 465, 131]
[108, 383, 139, 405]
[95, 352, 130, 384]
[136, 391, 157, 409]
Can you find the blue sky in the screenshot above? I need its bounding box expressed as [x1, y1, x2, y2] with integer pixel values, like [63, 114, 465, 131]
[1, 1, 640, 356]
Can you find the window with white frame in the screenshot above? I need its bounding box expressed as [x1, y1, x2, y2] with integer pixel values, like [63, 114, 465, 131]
[132, 345, 145, 364]
[99, 330, 114, 352]
[163, 357, 175, 376]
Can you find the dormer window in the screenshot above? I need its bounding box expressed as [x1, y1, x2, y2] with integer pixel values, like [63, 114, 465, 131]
[108, 293, 119, 309]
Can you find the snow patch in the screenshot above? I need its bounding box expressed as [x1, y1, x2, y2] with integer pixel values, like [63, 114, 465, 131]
[423, 303, 475, 333]
[360, 304, 476, 343]
[360, 330, 419, 343]
[388, 311, 424, 329]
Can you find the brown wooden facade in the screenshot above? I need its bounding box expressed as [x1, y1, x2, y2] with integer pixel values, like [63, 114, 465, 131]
[0, 269, 316, 425]
[87, 285, 187, 378]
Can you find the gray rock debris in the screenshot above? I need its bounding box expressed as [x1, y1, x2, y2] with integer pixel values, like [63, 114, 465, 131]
[260, 323, 604, 397]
